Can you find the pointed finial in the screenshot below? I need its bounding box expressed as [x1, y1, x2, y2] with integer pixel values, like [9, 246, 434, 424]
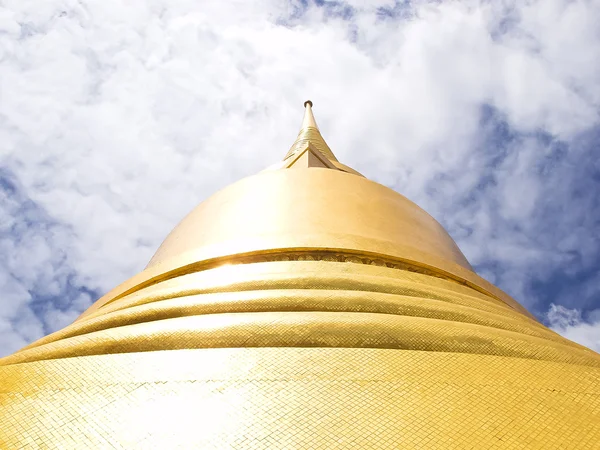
[283, 100, 338, 161]
[301, 100, 319, 130]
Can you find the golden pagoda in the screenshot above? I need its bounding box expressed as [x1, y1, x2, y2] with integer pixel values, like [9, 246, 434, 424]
[1, 101, 599, 449]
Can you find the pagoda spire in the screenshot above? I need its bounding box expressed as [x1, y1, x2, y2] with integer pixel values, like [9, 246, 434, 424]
[283, 100, 338, 162]
[301, 100, 319, 129]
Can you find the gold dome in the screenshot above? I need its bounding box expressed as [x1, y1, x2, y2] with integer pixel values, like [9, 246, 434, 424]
[1, 102, 599, 448]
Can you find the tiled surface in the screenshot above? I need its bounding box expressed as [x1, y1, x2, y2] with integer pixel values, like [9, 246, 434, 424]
[2, 261, 599, 448]
[6, 261, 597, 367]
[1, 348, 600, 449]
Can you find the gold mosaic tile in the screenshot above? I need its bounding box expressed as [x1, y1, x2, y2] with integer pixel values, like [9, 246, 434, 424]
[2, 261, 599, 448]
[1, 348, 600, 449]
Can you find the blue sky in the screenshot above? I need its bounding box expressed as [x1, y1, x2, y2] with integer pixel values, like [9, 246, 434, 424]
[0, 0, 599, 356]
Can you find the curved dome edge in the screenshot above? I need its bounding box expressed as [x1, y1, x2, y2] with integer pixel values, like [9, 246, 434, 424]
[147, 169, 472, 271]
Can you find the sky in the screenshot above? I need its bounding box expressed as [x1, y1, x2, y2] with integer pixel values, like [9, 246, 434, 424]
[0, 0, 599, 357]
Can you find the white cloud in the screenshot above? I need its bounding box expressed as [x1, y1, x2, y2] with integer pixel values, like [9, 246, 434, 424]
[0, 0, 599, 355]
[547, 304, 600, 353]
